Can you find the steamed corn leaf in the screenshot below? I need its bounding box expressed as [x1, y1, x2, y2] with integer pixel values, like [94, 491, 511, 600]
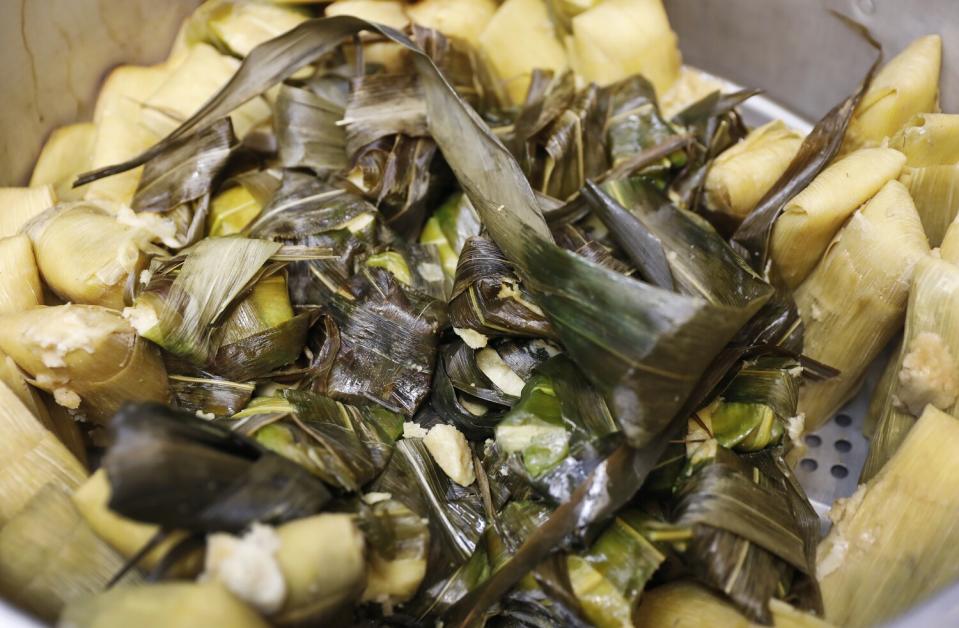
[103, 403, 331, 532]
[168, 373, 255, 418]
[343, 73, 428, 155]
[273, 83, 348, 175]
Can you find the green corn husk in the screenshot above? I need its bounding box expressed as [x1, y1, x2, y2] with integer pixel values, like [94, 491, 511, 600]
[697, 356, 801, 453]
[0, 185, 57, 238]
[0, 234, 43, 315]
[274, 81, 348, 176]
[169, 374, 256, 419]
[210, 274, 312, 381]
[29, 122, 96, 201]
[419, 192, 482, 281]
[842, 35, 942, 152]
[361, 498, 431, 605]
[72, 470, 189, 572]
[604, 74, 679, 171]
[795, 180, 930, 432]
[704, 120, 804, 221]
[25, 201, 160, 309]
[0, 304, 170, 423]
[126, 237, 281, 364]
[0, 380, 87, 524]
[769, 147, 906, 289]
[860, 256, 959, 481]
[819, 405, 959, 628]
[208, 184, 264, 237]
[889, 113, 959, 167]
[635, 581, 831, 628]
[900, 163, 959, 246]
[61, 582, 268, 628]
[567, 510, 665, 628]
[0, 485, 140, 621]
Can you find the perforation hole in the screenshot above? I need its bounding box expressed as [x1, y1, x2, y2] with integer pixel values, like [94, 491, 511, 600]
[799, 458, 818, 472]
[834, 439, 852, 453]
[835, 414, 853, 427]
[804, 434, 822, 447]
[830, 464, 849, 479]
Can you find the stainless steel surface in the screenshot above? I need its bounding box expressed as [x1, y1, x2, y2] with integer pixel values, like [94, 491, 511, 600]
[0, 1, 956, 626]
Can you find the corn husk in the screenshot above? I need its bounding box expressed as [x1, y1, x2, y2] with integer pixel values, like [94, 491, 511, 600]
[901, 163, 959, 246]
[273, 514, 367, 625]
[843, 35, 942, 152]
[141, 43, 272, 140]
[72, 470, 187, 571]
[477, 0, 568, 106]
[0, 185, 57, 238]
[634, 581, 831, 628]
[85, 63, 172, 204]
[566, 0, 681, 97]
[42, 395, 90, 468]
[705, 121, 804, 221]
[0, 380, 87, 525]
[941, 213, 959, 263]
[204, 1, 309, 57]
[0, 234, 42, 315]
[795, 180, 930, 431]
[0, 485, 137, 621]
[819, 405, 959, 628]
[60, 582, 268, 628]
[208, 184, 264, 237]
[889, 113, 959, 167]
[26, 202, 159, 309]
[29, 122, 96, 200]
[325, 0, 409, 28]
[770, 147, 906, 288]
[0, 350, 50, 428]
[660, 66, 725, 119]
[860, 255, 959, 480]
[0, 304, 170, 423]
[362, 499, 430, 605]
[407, 0, 497, 46]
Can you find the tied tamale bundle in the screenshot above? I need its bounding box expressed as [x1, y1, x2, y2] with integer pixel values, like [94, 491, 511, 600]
[795, 180, 930, 431]
[890, 113, 959, 167]
[0, 304, 170, 422]
[0, 234, 43, 315]
[842, 35, 942, 152]
[0, 185, 57, 238]
[30, 123, 96, 201]
[361, 498, 431, 606]
[769, 147, 906, 289]
[819, 405, 959, 628]
[860, 255, 959, 481]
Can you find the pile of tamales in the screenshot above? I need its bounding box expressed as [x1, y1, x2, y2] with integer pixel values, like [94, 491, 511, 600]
[0, 1, 956, 626]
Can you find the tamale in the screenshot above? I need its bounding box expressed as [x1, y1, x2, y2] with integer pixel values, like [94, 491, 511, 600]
[0, 380, 87, 524]
[795, 180, 929, 431]
[890, 113, 959, 167]
[566, 0, 681, 96]
[26, 202, 158, 310]
[860, 255, 959, 480]
[634, 581, 830, 628]
[0, 235, 42, 315]
[0, 185, 57, 238]
[406, 0, 498, 46]
[477, 0, 568, 106]
[0, 350, 50, 429]
[0, 305, 170, 422]
[660, 66, 725, 119]
[0, 485, 137, 622]
[72, 470, 187, 571]
[901, 163, 959, 246]
[140, 43, 272, 140]
[770, 147, 906, 288]
[208, 184, 264, 236]
[61, 582, 268, 628]
[704, 120, 804, 221]
[205, 1, 309, 57]
[29, 122, 96, 201]
[325, 0, 409, 28]
[843, 35, 942, 152]
[819, 405, 959, 628]
[362, 499, 430, 605]
[84, 64, 172, 204]
[941, 213, 959, 263]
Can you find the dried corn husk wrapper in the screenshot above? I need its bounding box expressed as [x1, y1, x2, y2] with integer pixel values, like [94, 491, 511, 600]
[72, 470, 188, 572]
[0, 185, 57, 238]
[0, 234, 43, 315]
[795, 180, 929, 431]
[634, 581, 832, 628]
[890, 113, 959, 167]
[0, 485, 138, 622]
[61, 582, 267, 628]
[24, 201, 164, 310]
[0, 304, 170, 423]
[819, 405, 959, 628]
[843, 34, 942, 152]
[29, 122, 96, 201]
[900, 162, 959, 247]
[660, 66, 725, 119]
[0, 380, 87, 524]
[770, 147, 906, 288]
[705, 120, 804, 221]
[477, 0, 569, 106]
[407, 0, 498, 46]
[861, 254, 959, 480]
[565, 0, 681, 97]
